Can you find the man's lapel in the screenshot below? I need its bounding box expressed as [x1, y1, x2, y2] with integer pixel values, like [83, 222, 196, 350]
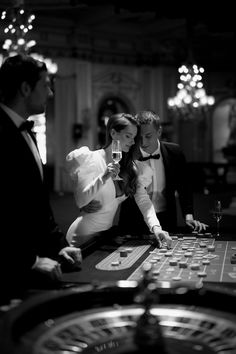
[160, 142, 171, 182]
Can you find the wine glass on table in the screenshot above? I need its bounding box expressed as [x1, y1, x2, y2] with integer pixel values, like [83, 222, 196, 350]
[211, 200, 223, 237]
[111, 139, 123, 180]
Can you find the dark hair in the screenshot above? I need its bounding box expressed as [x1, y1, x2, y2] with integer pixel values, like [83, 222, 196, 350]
[104, 113, 140, 196]
[135, 110, 161, 130]
[0, 54, 47, 103]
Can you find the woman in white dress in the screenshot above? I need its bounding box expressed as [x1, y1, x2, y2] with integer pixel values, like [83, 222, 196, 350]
[66, 113, 172, 248]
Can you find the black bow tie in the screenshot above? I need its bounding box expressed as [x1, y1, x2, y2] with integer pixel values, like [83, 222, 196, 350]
[19, 120, 35, 133]
[19, 120, 37, 144]
[139, 153, 160, 161]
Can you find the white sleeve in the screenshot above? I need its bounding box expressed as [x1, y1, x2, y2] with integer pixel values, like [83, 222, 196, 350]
[73, 174, 105, 208]
[134, 161, 161, 232]
[66, 147, 106, 208]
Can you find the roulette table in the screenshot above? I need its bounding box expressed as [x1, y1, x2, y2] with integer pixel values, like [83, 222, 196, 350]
[62, 232, 236, 287]
[0, 231, 236, 354]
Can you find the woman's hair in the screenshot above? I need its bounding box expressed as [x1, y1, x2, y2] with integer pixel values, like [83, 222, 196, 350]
[0, 53, 47, 104]
[104, 113, 140, 196]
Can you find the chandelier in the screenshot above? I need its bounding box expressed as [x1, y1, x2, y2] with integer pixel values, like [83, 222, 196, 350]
[0, 0, 58, 165]
[167, 63, 215, 120]
[1, 0, 58, 74]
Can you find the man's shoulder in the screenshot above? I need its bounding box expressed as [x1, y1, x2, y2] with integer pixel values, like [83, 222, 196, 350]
[0, 109, 15, 136]
[161, 141, 181, 151]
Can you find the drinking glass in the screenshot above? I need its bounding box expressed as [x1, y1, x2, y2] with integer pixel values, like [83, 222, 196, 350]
[111, 140, 123, 180]
[211, 200, 223, 237]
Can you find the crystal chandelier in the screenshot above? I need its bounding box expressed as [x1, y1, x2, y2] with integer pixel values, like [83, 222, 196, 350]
[167, 63, 215, 119]
[1, 0, 57, 74]
[1, 0, 36, 55]
[0, 0, 58, 165]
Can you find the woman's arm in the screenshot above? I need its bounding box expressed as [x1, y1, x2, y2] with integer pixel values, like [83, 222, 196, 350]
[73, 173, 106, 208]
[66, 147, 107, 208]
[66, 147, 119, 209]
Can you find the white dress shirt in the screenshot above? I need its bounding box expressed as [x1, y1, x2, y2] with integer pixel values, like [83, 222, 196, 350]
[140, 141, 166, 213]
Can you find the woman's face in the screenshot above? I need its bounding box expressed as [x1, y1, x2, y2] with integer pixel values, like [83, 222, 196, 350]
[112, 122, 137, 152]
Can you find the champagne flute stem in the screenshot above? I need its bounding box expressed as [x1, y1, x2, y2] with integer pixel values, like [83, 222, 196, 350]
[113, 161, 123, 180]
[216, 220, 220, 237]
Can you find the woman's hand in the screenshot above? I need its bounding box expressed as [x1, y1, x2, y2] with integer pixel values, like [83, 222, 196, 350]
[105, 162, 120, 180]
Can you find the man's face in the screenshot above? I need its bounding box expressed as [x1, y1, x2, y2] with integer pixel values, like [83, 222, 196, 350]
[139, 122, 161, 154]
[26, 71, 53, 116]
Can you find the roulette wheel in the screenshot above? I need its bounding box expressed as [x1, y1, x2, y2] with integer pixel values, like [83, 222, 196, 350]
[0, 278, 236, 354]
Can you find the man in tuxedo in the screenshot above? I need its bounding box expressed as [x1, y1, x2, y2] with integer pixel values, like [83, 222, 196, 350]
[0, 54, 82, 304]
[119, 110, 208, 234]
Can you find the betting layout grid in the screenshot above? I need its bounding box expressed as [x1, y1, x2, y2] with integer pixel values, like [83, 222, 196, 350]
[96, 234, 236, 283]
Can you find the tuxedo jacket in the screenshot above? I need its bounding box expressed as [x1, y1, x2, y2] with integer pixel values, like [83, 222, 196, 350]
[0, 107, 67, 300]
[119, 141, 194, 233]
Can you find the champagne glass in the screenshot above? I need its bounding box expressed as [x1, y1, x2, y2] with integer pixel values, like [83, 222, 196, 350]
[211, 200, 223, 237]
[111, 140, 123, 180]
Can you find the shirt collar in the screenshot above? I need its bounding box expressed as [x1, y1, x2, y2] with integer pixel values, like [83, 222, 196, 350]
[140, 140, 160, 157]
[0, 103, 25, 128]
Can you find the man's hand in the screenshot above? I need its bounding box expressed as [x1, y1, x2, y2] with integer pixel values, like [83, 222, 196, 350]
[152, 226, 172, 249]
[58, 246, 82, 270]
[185, 219, 209, 233]
[81, 200, 102, 213]
[33, 257, 62, 281]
